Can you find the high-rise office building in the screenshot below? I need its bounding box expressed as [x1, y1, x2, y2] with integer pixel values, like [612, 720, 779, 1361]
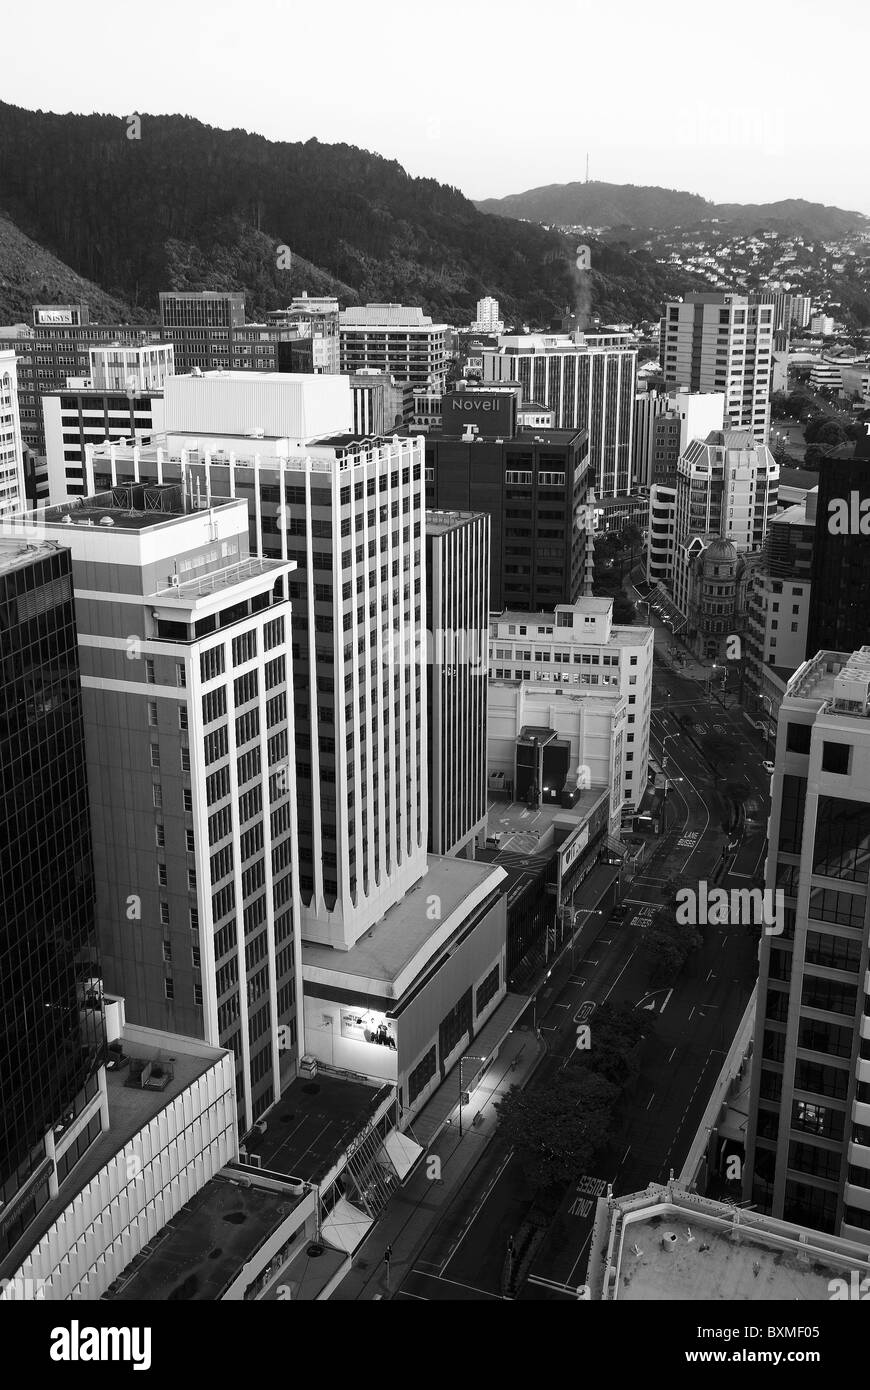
[267, 294, 340, 374]
[0, 349, 26, 517]
[85, 383, 529, 1129]
[660, 293, 775, 443]
[489, 597, 654, 811]
[632, 387, 668, 488]
[0, 538, 106, 1258]
[483, 330, 637, 496]
[350, 372, 408, 436]
[158, 291, 316, 375]
[339, 304, 449, 397]
[10, 484, 300, 1132]
[91, 372, 427, 951]
[425, 509, 490, 857]
[744, 495, 815, 707]
[637, 387, 727, 489]
[15, 305, 165, 462]
[744, 647, 870, 1242]
[42, 343, 175, 503]
[805, 434, 870, 660]
[423, 387, 592, 612]
[159, 290, 245, 334]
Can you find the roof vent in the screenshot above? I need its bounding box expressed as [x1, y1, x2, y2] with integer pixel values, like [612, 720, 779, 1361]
[99, 516, 115, 526]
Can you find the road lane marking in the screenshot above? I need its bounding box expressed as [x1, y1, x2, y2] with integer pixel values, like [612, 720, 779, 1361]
[440, 1149, 513, 1275]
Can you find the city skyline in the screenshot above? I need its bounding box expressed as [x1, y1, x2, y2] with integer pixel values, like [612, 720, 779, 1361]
[2, 1, 870, 1326]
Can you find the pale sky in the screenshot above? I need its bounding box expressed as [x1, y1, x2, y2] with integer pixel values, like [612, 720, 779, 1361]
[4, 0, 869, 213]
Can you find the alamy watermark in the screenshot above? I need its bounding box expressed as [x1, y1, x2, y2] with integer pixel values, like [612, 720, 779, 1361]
[675, 883, 784, 935]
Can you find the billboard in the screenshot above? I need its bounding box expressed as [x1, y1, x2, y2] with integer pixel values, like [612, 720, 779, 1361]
[36, 309, 74, 325]
[442, 390, 516, 438]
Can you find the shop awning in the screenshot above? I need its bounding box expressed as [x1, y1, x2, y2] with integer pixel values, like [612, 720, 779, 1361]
[408, 990, 531, 1149]
[380, 1129, 424, 1182]
[569, 862, 621, 913]
[321, 1198, 373, 1254]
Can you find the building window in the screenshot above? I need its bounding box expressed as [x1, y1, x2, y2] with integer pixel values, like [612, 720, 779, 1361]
[407, 1045, 437, 1106]
[148, 701, 158, 726]
[160, 903, 170, 927]
[476, 965, 499, 1016]
[164, 978, 174, 1000]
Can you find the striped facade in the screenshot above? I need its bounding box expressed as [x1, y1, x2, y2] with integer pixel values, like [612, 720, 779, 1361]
[483, 339, 637, 497]
[425, 510, 490, 857]
[89, 427, 429, 953]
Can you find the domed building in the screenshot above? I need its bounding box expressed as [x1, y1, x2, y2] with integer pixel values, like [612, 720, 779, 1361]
[684, 535, 745, 660]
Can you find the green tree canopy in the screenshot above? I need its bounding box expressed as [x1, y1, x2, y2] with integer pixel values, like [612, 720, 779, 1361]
[494, 1070, 618, 1190]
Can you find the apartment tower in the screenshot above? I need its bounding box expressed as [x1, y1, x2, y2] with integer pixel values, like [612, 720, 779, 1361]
[744, 648, 870, 1242]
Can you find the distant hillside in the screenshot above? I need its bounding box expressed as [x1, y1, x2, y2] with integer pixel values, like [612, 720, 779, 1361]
[0, 101, 577, 325]
[475, 182, 869, 240]
[713, 199, 868, 239]
[0, 212, 137, 324]
[475, 181, 710, 229]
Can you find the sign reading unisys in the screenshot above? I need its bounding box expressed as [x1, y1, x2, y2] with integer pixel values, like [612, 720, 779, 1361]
[442, 389, 517, 438]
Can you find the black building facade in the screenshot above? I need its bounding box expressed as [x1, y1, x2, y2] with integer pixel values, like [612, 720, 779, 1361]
[0, 540, 105, 1258]
[806, 432, 870, 659]
[423, 421, 591, 611]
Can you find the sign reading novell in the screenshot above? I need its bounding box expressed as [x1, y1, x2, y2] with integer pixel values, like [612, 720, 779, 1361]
[442, 390, 517, 438]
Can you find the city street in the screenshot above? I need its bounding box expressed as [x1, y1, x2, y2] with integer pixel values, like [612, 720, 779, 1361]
[395, 660, 767, 1301]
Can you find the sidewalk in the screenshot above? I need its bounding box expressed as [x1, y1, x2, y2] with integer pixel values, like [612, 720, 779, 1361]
[329, 1024, 546, 1299]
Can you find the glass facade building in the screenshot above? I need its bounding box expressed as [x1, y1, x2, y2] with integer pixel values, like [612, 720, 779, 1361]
[0, 540, 105, 1255]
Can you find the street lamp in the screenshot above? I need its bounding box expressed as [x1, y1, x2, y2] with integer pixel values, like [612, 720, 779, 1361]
[458, 1054, 487, 1137]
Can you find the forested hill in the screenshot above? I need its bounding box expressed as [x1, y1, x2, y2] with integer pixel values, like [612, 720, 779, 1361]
[0, 102, 577, 324]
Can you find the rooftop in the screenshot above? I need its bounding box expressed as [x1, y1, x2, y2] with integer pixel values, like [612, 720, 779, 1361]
[0, 536, 64, 578]
[151, 554, 291, 602]
[493, 597, 614, 625]
[596, 1182, 870, 1301]
[786, 646, 870, 714]
[302, 856, 506, 997]
[339, 303, 444, 328]
[107, 1174, 307, 1302]
[242, 1074, 392, 1185]
[426, 507, 485, 533]
[28, 484, 239, 532]
[0, 1028, 223, 1285]
[484, 786, 610, 860]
